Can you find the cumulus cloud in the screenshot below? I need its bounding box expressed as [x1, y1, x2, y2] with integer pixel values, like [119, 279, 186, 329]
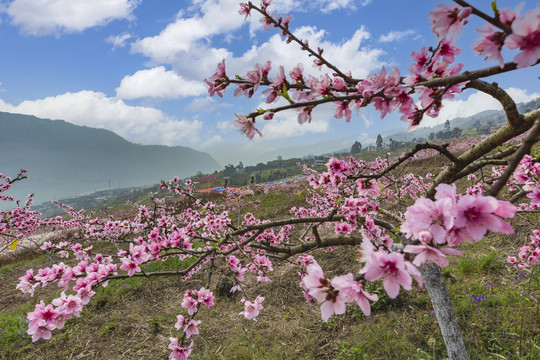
[261, 116, 330, 139]
[420, 87, 540, 127]
[244, 26, 382, 78]
[116, 66, 206, 100]
[187, 97, 217, 112]
[130, 0, 362, 64]
[197, 135, 222, 149]
[131, 0, 385, 83]
[130, 0, 243, 64]
[5, 0, 139, 36]
[361, 114, 373, 129]
[379, 29, 416, 43]
[316, 0, 371, 13]
[505, 88, 540, 103]
[106, 33, 132, 50]
[204, 25, 383, 88]
[0, 91, 201, 146]
[217, 120, 234, 133]
[259, 102, 334, 139]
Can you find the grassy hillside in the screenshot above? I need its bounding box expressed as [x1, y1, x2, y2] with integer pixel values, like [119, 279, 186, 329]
[0, 153, 539, 360]
[0, 111, 221, 207]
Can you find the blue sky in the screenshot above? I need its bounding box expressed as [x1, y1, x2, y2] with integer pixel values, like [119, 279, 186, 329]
[0, 0, 538, 165]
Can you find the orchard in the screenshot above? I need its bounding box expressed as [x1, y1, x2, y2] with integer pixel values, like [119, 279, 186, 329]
[1, 1, 540, 359]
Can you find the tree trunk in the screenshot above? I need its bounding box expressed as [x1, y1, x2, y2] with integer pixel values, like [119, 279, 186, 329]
[421, 263, 469, 360]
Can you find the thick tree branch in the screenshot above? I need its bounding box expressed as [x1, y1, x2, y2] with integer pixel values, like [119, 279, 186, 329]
[379, 209, 404, 225]
[485, 117, 540, 197]
[452, 159, 508, 183]
[229, 214, 345, 237]
[451, 139, 519, 182]
[466, 80, 521, 127]
[510, 189, 528, 204]
[251, 234, 364, 257]
[415, 61, 538, 89]
[312, 226, 322, 246]
[103, 249, 212, 282]
[427, 108, 539, 198]
[356, 142, 462, 180]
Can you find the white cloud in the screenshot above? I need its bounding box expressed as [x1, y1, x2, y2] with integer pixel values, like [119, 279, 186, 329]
[198, 135, 222, 149]
[187, 97, 216, 112]
[361, 114, 373, 129]
[420, 87, 540, 127]
[357, 132, 370, 142]
[129, 0, 355, 64]
[5, 0, 139, 36]
[223, 26, 384, 82]
[116, 66, 206, 100]
[261, 116, 329, 139]
[130, 0, 243, 64]
[130, 0, 384, 83]
[316, 0, 371, 13]
[260, 102, 333, 139]
[0, 91, 201, 146]
[506, 87, 540, 103]
[128, 25, 385, 108]
[217, 120, 234, 132]
[106, 33, 132, 50]
[379, 29, 416, 43]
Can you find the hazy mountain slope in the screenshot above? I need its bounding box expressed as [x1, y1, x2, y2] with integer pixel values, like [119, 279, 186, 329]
[0, 112, 220, 205]
[385, 98, 540, 142]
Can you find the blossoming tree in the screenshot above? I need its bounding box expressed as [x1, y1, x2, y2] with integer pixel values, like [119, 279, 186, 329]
[2, 1, 539, 359]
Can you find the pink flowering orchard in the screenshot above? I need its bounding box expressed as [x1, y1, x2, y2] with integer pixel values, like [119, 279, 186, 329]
[1, 1, 539, 359]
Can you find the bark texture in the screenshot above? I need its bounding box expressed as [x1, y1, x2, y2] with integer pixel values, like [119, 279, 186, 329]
[421, 263, 469, 360]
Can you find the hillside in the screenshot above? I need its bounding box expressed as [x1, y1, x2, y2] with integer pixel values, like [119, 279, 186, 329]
[383, 97, 540, 142]
[0, 112, 221, 206]
[0, 160, 538, 359]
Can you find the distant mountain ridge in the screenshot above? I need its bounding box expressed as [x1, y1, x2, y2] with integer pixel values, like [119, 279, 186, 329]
[385, 98, 540, 142]
[0, 112, 220, 206]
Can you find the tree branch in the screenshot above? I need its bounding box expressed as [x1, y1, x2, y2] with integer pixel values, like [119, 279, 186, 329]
[452, 159, 508, 183]
[246, 94, 367, 119]
[453, 0, 512, 33]
[427, 107, 539, 198]
[229, 214, 345, 237]
[103, 249, 211, 282]
[251, 234, 364, 257]
[415, 61, 538, 89]
[355, 142, 461, 180]
[466, 80, 521, 127]
[485, 117, 540, 197]
[250, 3, 352, 81]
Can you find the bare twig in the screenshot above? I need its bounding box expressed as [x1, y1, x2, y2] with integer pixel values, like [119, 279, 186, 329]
[356, 142, 462, 180]
[453, 0, 512, 33]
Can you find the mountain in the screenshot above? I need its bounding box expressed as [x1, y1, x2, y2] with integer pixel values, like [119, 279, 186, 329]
[384, 98, 540, 142]
[207, 137, 361, 166]
[0, 112, 221, 206]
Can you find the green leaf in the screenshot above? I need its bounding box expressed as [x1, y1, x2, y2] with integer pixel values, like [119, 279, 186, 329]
[491, 1, 499, 17]
[279, 84, 294, 104]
